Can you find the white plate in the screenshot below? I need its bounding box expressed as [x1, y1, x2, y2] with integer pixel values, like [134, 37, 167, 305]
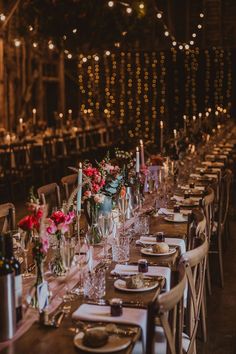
[74, 326, 131, 353]
[164, 216, 188, 223]
[114, 278, 159, 292]
[141, 247, 176, 257]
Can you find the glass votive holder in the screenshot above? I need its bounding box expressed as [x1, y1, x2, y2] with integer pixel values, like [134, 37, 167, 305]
[156, 232, 165, 242]
[110, 298, 123, 317]
[138, 259, 148, 273]
[112, 235, 130, 263]
[173, 205, 180, 213]
[83, 269, 106, 300]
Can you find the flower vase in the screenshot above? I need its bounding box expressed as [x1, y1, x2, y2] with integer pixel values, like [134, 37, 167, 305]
[49, 236, 66, 276]
[30, 260, 44, 309]
[84, 200, 102, 245]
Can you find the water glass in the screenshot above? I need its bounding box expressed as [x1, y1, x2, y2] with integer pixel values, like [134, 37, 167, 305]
[112, 235, 130, 263]
[134, 215, 150, 235]
[84, 269, 106, 300]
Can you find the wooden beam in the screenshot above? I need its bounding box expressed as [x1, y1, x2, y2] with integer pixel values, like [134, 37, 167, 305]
[0, 37, 6, 128]
[1, 0, 21, 31]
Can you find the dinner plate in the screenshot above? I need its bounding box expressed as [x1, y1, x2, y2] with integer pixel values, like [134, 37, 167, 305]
[114, 278, 159, 292]
[164, 216, 188, 223]
[74, 326, 131, 353]
[141, 247, 176, 257]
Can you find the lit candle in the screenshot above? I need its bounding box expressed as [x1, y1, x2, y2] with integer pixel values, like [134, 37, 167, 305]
[19, 118, 23, 132]
[198, 113, 202, 128]
[160, 121, 163, 153]
[183, 115, 187, 135]
[68, 109, 72, 120]
[32, 108, 37, 125]
[136, 147, 140, 173]
[140, 139, 145, 167]
[77, 162, 83, 214]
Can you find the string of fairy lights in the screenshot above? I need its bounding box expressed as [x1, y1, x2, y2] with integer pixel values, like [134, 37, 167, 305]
[0, 2, 233, 142]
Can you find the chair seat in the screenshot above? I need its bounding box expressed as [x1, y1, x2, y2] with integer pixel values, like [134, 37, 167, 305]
[132, 327, 190, 354]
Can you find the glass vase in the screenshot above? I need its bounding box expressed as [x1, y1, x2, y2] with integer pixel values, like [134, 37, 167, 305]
[49, 236, 66, 276]
[30, 260, 44, 309]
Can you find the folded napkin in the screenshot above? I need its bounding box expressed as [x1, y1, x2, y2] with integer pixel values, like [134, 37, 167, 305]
[136, 236, 186, 255]
[72, 304, 147, 349]
[111, 265, 171, 291]
[173, 195, 201, 203]
[157, 208, 173, 216]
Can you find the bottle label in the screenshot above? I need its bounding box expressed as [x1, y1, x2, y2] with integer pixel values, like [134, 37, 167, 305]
[15, 274, 22, 308]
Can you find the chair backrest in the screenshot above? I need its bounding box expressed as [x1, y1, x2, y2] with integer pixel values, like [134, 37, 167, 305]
[0, 203, 16, 233]
[186, 208, 206, 251]
[201, 187, 215, 241]
[219, 169, 233, 233]
[61, 174, 77, 200]
[179, 236, 209, 354]
[146, 263, 186, 354]
[37, 183, 61, 212]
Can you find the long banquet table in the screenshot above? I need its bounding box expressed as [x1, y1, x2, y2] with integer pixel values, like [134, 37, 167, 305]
[1, 126, 235, 354]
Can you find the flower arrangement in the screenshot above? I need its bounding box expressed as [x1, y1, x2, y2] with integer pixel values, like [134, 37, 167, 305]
[46, 208, 75, 276]
[46, 210, 76, 240]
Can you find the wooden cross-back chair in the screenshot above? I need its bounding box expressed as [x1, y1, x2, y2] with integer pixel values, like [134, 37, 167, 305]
[61, 174, 77, 200]
[200, 187, 215, 295]
[0, 203, 16, 233]
[37, 183, 61, 213]
[209, 168, 233, 288]
[133, 263, 186, 354]
[186, 209, 206, 251]
[179, 235, 209, 354]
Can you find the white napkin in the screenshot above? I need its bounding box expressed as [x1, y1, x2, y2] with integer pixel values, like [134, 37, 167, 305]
[157, 208, 173, 216]
[111, 265, 171, 291]
[173, 195, 201, 202]
[72, 304, 147, 349]
[136, 237, 186, 255]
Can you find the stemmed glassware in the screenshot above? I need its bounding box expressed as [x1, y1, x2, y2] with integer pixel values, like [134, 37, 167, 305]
[20, 231, 32, 278]
[98, 212, 114, 263]
[71, 235, 90, 296]
[118, 196, 129, 235]
[60, 236, 76, 301]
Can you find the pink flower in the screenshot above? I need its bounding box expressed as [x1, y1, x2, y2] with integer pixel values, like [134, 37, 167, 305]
[57, 223, 69, 234]
[84, 190, 92, 198]
[46, 218, 57, 235]
[65, 211, 75, 224]
[94, 194, 105, 204]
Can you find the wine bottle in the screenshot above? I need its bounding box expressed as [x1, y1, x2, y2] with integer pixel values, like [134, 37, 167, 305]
[5, 232, 23, 323]
[0, 234, 16, 341]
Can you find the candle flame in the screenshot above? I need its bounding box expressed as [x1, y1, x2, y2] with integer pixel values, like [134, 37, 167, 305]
[32, 108, 36, 114]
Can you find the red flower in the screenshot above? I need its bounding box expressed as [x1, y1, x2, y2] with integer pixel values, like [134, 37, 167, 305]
[51, 210, 66, 225]
[18, 215, 37, 231]
[36, 207, 43, 220]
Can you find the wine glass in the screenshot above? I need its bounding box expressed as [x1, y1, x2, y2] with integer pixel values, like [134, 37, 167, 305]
[118, 197, 129, 235]
[98, 212, 114, 263]
[60, 236, 76, 301]
[20, 231, 32, 278]
[71, 235, 90, 296]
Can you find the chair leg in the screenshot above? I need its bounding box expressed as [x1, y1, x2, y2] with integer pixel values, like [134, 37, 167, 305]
[217, 232, 224, 288]
[206, 257, 212, 296]
[200, 289, 207, 343]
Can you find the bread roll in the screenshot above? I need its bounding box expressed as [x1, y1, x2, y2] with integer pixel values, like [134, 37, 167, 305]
[83, 329, 109, 348]
[152, 242, 169, 254]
